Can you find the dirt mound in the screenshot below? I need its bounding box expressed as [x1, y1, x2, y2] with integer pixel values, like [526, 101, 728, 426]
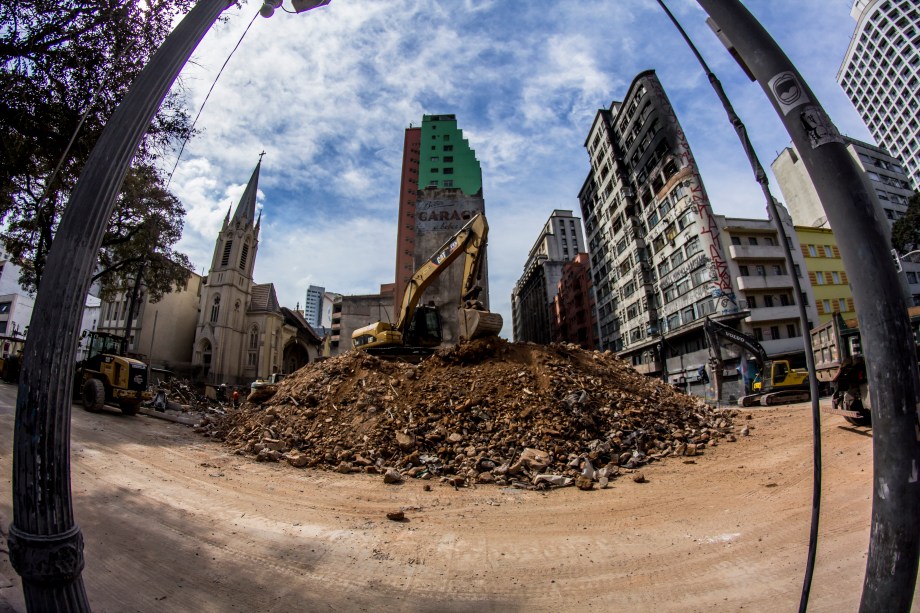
[196, 339, 737, 488]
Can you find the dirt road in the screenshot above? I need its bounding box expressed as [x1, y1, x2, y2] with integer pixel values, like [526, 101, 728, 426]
[0, 385, 913, 611]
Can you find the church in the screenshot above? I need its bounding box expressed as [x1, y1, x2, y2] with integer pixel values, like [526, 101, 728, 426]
[190, 159, 322, 384]
[93, 159, 322, 385]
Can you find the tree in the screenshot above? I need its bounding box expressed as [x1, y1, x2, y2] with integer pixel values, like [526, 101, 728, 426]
[891, 192, 920, 255]
[0, 0, 197, 292]
[91, 164, 193, 337]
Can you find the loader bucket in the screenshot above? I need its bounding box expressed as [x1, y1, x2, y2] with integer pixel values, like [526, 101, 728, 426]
[459, 308, 503, 340]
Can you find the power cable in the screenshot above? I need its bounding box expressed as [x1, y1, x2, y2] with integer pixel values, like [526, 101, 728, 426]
[654, 2, 824, 610]
[166, 8, 261, 189]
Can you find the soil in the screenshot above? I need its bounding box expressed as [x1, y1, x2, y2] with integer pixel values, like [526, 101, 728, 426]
[1, 376, 913, 611]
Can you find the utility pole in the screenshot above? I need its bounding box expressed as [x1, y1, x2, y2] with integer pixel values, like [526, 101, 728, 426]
[695, 2, 920, 611]
[8, 2, 235, 610]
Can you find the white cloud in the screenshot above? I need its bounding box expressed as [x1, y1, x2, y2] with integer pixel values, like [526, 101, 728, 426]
[161, 0, 874, 333]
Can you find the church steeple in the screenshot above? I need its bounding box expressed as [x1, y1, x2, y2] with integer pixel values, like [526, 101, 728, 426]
[232, 154, 263, 227]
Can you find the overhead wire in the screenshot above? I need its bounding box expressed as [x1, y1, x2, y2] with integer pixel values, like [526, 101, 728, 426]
[166, 8, 261, 189]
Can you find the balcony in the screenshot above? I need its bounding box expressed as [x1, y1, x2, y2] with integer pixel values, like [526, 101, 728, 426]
[728, 244, 785, 260]
[737, 274, 793, 291]
[745, 305, 800, 323]
[760, 336, 805, 356]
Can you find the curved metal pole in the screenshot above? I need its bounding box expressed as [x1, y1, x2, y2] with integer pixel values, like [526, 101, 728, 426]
[8, 1, 234, 610]
[695, 1, 920, 610]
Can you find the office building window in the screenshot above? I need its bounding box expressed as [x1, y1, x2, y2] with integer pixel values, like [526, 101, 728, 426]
[823, 299, 832, 312]
[832, 271, 841, 284]
[770, 325, 780, 340]
[816, 271, 826, 285]
[808, 245, 817, 257]
[839, 298, 848, 312]
[787, 324, 797, 338]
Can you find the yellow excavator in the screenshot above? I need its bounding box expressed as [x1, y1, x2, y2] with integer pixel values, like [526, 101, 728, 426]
[352, 213, 503, 358]
[703, 317, 810, 406]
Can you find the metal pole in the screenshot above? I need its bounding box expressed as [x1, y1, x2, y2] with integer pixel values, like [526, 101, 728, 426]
[695, 2, 920, 610]
[8, 2, 234, 610]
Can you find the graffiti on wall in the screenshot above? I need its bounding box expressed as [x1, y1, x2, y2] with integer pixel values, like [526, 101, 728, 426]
[648, 76, 739, 315]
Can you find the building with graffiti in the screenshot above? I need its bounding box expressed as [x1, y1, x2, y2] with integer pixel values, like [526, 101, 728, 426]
[579, 70, 744, 392]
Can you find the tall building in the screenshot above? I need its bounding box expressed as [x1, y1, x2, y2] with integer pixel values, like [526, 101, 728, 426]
[580, 71, 741, 391]
[394, 114, 485, 311]
[838, 0, 920, 187]
[552, 253, 598, 350]
[772, 136, 920, 304]
[304, 284, 324, 328]
[512, 209, 586, 343]
[409, 115, 489, 344]
[394, 127, 421, 308]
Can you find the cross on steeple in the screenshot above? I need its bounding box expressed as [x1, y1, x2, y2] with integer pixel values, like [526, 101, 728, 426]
[258, 150, 267, 163]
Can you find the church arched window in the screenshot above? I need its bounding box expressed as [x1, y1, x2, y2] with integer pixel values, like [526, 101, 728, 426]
[239, 241, 250, 271]
[248, 325, 259, 367]
[221, 240, 233, 266]
[210, 294, 220, 323]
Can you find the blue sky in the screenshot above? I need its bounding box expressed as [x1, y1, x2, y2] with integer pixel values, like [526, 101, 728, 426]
[166, 0, 871, 332]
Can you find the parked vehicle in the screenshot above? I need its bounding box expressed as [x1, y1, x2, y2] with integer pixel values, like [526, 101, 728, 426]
[703, 317, 810, 407]
[811, 307, 920, 426]
[75, 330, 151, 415]
[352, 213, 502, 359]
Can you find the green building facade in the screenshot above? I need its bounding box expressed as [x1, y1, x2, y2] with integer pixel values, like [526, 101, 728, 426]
[418, 114, 482, 196]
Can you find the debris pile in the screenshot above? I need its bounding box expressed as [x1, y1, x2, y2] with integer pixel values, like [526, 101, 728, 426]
[196, 339, 738, 489]
[147, 378, 227, 414]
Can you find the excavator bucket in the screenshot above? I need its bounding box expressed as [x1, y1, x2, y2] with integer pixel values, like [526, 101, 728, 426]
[458, 308, 503, 341]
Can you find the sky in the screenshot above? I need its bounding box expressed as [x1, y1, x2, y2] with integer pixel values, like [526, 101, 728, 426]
[165, 0, 872, 334]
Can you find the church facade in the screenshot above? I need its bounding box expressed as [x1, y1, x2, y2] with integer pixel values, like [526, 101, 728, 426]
[191, 161, 321, 385]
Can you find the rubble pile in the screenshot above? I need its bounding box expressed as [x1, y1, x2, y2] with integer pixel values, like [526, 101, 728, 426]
[150, 378, 225, 414]
[196, 338, 738, 489]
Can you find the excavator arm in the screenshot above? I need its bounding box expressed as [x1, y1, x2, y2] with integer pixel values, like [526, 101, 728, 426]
[394, 213, 489, 335]
[353, 213, 502, 352]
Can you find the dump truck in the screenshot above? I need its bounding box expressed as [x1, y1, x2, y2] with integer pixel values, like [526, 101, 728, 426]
[811, 307, 920, 426]
[352, 213, 503, 359]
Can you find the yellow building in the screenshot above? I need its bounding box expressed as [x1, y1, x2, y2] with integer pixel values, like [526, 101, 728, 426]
[795, 226, 855, 324]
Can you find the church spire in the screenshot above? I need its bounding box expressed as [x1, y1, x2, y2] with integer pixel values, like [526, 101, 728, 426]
[232, 153, 264, 226]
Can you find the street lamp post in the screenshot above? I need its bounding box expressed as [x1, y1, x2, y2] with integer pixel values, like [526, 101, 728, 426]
[8, 1, 331, 610]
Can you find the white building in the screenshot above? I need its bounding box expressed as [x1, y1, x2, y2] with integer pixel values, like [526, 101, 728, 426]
[715, 205, 819, 357]
[304, 284, 324, 328]
[0, 248, 34, 338]
[772, 136, 920, 304]
[838, 0, 920, 188]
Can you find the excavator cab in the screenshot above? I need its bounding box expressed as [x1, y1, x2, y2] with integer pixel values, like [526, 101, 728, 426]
[404, 305, 443, 347]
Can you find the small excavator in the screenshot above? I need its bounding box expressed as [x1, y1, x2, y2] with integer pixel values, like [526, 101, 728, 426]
[352, 212, 503, 359]
[703, 317, 810, 407]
